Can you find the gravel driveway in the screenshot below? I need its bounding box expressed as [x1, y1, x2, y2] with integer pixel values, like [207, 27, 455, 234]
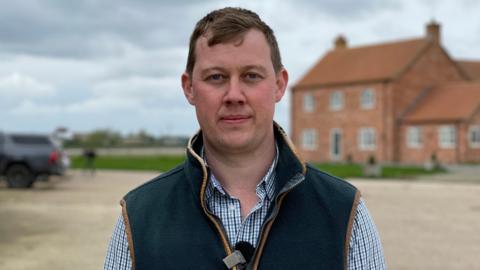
[0, 169, 479, 269]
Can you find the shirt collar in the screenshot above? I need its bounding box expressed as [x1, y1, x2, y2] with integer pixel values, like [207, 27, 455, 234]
[203, 144, 278, 202]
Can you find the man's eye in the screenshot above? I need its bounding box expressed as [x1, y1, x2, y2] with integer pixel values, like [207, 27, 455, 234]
[207, 74, 225, 81]
[245, 73, 262, 81]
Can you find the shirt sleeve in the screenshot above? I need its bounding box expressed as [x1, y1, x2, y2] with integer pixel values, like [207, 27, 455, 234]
[104, 215, 133, 270]
[348, 198, 387, 270]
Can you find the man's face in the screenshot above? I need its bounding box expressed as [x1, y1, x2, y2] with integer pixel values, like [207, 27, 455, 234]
[182, 29, 288, 153]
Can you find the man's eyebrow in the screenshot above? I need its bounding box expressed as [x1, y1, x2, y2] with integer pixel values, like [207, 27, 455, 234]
[199, 67, 227, 77]
[197, 65, 268, 77]
[242, 65, 268, 73]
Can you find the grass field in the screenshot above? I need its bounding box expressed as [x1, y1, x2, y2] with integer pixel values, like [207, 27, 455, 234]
[71, 155, 444, 178]
[315, 163, 444, 178]
[71, 155, 186, 172]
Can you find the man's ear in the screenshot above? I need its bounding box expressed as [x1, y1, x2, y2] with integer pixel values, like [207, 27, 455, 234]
[275, 68, 288, 102]
[181, 72, 195, 105]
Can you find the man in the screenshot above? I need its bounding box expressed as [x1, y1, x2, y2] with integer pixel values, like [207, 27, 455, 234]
[104, 7, 385, 270]
[82, 148, 96, 176]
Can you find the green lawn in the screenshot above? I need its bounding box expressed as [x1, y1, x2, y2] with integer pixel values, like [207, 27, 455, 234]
[313, 163, 445, 178]
[71, 155, 445, 178]
[381, 165, 445, 178]
[314, 163, 364, 178]
[70, 155, 186, 172]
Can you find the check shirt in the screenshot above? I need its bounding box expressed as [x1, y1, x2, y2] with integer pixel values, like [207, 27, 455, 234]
[203, 149, 278, 247]
[104, 154, 386, 269]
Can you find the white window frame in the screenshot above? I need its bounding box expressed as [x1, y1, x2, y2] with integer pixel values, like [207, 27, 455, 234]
[303, 92, 315, 113]
[438, 125, 456, 148]
[407, 126, 423, 148]
[360, 88, 375, 109]
[358, 127, 376, 151]
[329, 90, 344, 111]
[301, 129, 317, 151]
[330, 128, 342, 160]
[469, 125, 480, 148]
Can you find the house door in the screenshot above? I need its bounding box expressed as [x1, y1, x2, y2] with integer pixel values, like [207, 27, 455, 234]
[330, 129, 342, 161]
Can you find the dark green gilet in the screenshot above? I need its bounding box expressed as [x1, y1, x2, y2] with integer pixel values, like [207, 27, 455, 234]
[122, 126, 359, 270]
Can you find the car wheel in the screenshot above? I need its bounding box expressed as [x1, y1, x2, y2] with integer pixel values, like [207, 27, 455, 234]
[6, 164, 35, 188]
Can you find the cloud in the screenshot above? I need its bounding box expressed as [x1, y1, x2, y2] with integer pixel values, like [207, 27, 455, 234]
[10, 74, 186, 116]
[92, 76, 183, 102]
[98, 47, 188, 80]
[0, 72, 56, 98]
[67, 96, 142, 113]
[0, 0, 205, 59]
[1, 0, 479, 136]
[10, 96, 141, 116]
[9, 100, 60, 115]
[286, 0, 401, 20]
[8, 91, 197, 135]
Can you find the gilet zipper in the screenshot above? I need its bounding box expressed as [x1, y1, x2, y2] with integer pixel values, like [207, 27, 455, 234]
[188, 145, 238, 270]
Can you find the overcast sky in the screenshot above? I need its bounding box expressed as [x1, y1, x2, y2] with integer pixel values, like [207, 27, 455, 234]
[1, 0, 479, 136]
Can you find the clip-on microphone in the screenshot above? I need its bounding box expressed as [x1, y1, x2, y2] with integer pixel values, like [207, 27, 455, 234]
[223, 241, 255, 269]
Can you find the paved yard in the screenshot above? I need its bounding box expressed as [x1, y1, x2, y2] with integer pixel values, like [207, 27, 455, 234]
[353, 178, 480, 269]
[0, 169, 479, 269]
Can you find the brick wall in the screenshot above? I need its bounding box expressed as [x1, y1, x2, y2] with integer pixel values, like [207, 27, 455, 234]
[291, 83, 387, 163]
[291, 42, 468, 164]
[392, 44, 465, 118]
[399, 116, 480, 165]
[463, 110, 480, 162]
[390, 43, 465, 161]
[400, 123, 458, 164]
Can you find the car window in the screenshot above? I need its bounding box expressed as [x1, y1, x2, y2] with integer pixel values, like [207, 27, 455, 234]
[11, 135, 52, 145]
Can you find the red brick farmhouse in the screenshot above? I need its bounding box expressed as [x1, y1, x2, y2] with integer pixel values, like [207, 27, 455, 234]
[291, 21, 480, 164]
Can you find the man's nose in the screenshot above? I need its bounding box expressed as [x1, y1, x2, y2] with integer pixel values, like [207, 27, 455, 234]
[223, 78, 246, 105]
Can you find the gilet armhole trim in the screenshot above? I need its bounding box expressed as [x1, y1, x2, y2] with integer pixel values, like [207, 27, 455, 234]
[344, 190, 361, 270]
[120, 199, 136, 270]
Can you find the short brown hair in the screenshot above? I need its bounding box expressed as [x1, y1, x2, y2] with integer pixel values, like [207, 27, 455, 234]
[185, 7, 283, 76]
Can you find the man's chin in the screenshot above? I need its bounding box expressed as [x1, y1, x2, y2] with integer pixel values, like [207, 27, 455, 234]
[217, 134, 254, 152]
[221, 137, 250, 148]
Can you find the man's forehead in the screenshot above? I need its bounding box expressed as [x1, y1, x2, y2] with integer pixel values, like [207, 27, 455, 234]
[194, 29, 272, 66]
[196, 34, 243, 53]
[201, 29, 247, 47]
[198, 29, 269, 48]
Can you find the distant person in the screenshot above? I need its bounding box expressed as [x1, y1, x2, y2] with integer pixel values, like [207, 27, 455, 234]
[104, 7, 385, 269]
[82, 148, 96, 176]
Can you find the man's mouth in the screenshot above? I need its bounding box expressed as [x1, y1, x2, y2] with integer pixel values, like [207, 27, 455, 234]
[220, 115, 251, 124]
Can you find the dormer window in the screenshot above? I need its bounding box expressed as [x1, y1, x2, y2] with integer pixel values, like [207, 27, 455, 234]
[330, 91, 344, 111]
[360, 88, 375, 109]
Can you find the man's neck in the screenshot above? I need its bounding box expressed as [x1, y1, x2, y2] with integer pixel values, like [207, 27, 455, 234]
[204, 134, 276, 219]
[203, 136, 276, 197]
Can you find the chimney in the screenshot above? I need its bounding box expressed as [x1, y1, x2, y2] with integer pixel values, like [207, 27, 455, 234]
[334, 35, 347, 49]
[426, 20, 441, 44]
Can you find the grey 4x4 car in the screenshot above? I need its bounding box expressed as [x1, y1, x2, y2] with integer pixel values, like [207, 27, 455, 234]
[0, 132, 69, 188]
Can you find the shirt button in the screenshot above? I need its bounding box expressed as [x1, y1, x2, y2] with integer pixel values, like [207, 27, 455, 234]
[229, 205, 236, 212]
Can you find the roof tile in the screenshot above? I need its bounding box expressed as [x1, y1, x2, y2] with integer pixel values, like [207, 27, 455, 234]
[457, 60, 480, 81]
[403, 82, 480, 123]
[294, 38, 429, 88]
